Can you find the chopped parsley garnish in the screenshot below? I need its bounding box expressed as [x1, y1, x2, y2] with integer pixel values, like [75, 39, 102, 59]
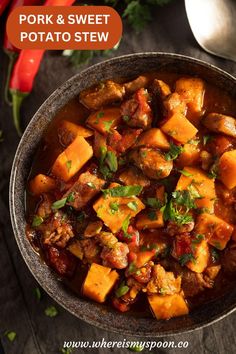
[164, 142, 183, 161]
[208, 160, 219, 179]
[123, 115, 130, 122]
[115, 281, 129, 298]
[203, 135, 213, 146]
[87, 182, 96, 189]
[145, 197, 162, 209]
[109, 201, 119, 213]
[99, 146, 117, 179]
[32, 215, 44, 227]
[44, 305, 58, 317]
[106, 151, 118, 172]
[5, 331, 16, 342]
[102, 185, 143, 197]
[211, 248, 219, 262]
[96, 111, 104, 118]
[147, 210, 157, 220]
[103, 120, 113, 132]
[127, 201, 138, 211]
[140, 150, 147, 158]
[67, 192, 75, 203]
[192, 234, 205, 244]
[61, 349, 73, 354]
[128, 344, 144, 352]
[66, 160, 72, 172]
[51, 197, 67, 210]
[52, 193, 75, 210]
[179, 169, 193, 177]
[122, 215, 130, 235]
[34, 287, 42, 301]
[179, 253, 195, 266]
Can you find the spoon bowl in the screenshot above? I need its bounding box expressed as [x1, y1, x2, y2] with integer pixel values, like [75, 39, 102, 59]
[185, 0, 236, 62]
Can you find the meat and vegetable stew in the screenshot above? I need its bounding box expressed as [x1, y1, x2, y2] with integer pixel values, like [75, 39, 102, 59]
[26, 72, 236, 320]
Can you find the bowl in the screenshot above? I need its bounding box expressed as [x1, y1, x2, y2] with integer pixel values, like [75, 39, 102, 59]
[9, 52, 236, 337]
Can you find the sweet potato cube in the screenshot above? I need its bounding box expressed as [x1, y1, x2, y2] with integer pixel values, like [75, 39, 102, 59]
[194, 213, 233, 250]
[87, 107, 121, 135]
[136, 128, 170, 150]
[186, 240, 209, 273]
[82, 263, 119, 303]
[176, 167, 216, 213]
[51, 135, 93, 182]
[161, 113, 198, 144]
[148, 293, 189, 320]
[177, 140, 201, 167]
[136, 211, 164, 230]
[175, 77, 205, 125]
[29, 174, 56, 196]
[93, 183, 145, 233]
[219, 150, 236, 189]
[134, 250, 156, 268]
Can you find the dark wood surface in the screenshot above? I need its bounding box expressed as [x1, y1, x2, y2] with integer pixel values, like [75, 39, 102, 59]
[1, 1, 236, 353]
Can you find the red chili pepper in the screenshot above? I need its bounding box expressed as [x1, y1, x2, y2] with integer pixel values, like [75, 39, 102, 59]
[0, 0, 11, 16]
[4, 0, 41, 105]
[9, 0, 76, 135]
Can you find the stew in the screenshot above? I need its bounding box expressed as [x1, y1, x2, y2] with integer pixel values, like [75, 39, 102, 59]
[26, 72, 236, 320]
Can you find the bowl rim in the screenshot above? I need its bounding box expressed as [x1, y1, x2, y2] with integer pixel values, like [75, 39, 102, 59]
[9, 52, 236, 337]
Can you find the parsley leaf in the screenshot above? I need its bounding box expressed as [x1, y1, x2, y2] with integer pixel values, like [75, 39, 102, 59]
[5, 331, 16, 342]
[106, 151, 118, 172]
[145, 197, 162, 209]
[51, 197, 67, 210]
[109, 201, 119, 213]
[32, 215, 44, 227]
[127, 201, 138, 211]
[115, 281, 129, 298]
[122, 215, 130, 235]
[179, 169, 193, 177]
[102, 185, 143, 197]
[203, 135, 213, 146]
[164, 142, 183, 161]
[179, 253, 195, 266]
[66, 160, 72, 172]
[147, 210, 157, 220]
[103, 120, 113, 132]
[67, 192, 75, 203]
[123, 1, 151, 33]
[34, 287, 42, 301]
[87, 182, 96, 189]
[44, 305, 58, 318]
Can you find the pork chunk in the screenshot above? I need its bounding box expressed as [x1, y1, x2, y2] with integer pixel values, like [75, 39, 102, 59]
[63, 171, 105, 210]
[151, 79, 171, 99]
[146, 264, 181, 295]
[80, 80, 125, 110]
[130, 147, 173, 180]
[124, 75, 150, 94]
[202, 113, 236, 138]
[40, 211, 74, 248]
[101, 242, 129, 269]
[121, 88, 153, 129]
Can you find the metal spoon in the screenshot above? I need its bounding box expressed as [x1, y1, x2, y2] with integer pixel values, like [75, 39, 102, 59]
[185, 0, 236, 62]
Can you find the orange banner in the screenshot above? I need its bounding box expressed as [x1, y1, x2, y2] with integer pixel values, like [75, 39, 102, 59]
[7, 6, 122, 49]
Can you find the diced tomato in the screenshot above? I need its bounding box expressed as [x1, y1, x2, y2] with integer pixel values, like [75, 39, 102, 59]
[112, 297, 130, 312]
[116, 226, 139, 246]
[172, 233, 192, 258]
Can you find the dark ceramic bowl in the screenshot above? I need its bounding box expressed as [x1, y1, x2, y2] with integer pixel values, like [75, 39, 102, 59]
[9, 53, 236, 337]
